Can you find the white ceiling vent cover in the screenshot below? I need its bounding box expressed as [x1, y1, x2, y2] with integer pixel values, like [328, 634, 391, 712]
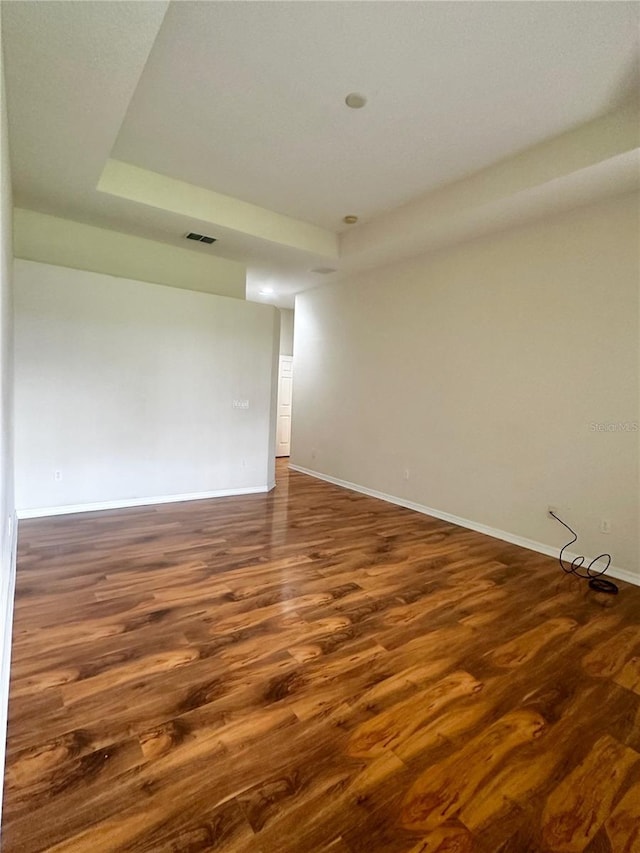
[186, 232, 217, 244]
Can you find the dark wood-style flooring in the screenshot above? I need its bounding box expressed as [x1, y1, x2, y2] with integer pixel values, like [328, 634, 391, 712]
[3, 461, 640, 852]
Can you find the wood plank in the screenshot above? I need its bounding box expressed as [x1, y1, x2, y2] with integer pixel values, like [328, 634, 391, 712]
[4, 460, 640, 851]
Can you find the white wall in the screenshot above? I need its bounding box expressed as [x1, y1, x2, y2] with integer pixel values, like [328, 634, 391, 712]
[279, 308, 294, 356]
[291, 192, 640, 581]
[0, 3, 16, 824]
[15, 260, 279, 512]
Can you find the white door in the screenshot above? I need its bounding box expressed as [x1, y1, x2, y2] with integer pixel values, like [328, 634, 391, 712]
[276, 356, 293, 457]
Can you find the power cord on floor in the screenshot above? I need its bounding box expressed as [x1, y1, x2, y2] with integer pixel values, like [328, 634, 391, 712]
[549, 511, 618, 595]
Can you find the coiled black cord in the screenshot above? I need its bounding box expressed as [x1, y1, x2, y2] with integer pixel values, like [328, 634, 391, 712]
[549, 511, 618, 595]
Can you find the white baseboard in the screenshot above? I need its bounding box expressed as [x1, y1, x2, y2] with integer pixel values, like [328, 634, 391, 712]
[0, 511, 18, 829]
[16, 484, 271, 520]
[289, 464, 638, 588]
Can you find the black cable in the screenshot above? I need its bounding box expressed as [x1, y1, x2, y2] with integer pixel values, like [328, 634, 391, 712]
[549, 511, 618, 595]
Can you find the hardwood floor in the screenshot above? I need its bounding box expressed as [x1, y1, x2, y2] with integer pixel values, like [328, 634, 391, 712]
[3, 460, 640, 852]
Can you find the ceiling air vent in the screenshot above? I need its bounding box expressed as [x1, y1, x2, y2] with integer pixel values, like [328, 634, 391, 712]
[185, 232, 217, 244]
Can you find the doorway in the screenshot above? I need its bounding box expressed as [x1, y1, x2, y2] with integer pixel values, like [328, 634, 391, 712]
[276, 355, 293, 457]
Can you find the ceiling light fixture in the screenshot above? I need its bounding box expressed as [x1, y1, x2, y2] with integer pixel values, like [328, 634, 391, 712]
[345, 93, 367, 109]
[343, 215, 358, 225]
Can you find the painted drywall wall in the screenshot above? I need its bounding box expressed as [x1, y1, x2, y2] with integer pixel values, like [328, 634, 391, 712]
[14, 259, 279, 512]
[14, 209, 246, 300]
[0, 4, 16, 824]
[291, 192, 640, 579]
[279, 308, 294, 356]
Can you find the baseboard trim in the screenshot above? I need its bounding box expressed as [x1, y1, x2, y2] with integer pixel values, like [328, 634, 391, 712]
[0, 512, 18, 829]
[16, 485, 271, 519]
[289, 464, 638, 588]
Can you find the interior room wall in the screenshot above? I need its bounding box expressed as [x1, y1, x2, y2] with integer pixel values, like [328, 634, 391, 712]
[279, 308, 294, 356]
[14, 209, 246, 300]
[291, 192, 640, 582]
[0, 3, 16, 820]
[14, 259, 279, 513]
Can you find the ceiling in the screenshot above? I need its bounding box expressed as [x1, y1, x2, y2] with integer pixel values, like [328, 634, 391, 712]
[3, 1, 639, 308]
[114, 1, 637, 230]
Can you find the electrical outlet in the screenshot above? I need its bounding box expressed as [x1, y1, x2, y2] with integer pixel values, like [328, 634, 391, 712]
[599, 519, 611, 534]
[547, 505, 558, 516]
[54, 470, 62, 481]
[311, 448, 318, 460]
[403, 469, 410, 480]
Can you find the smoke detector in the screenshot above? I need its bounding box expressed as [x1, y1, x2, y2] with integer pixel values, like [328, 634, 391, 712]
[345, 93, 367, 109]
